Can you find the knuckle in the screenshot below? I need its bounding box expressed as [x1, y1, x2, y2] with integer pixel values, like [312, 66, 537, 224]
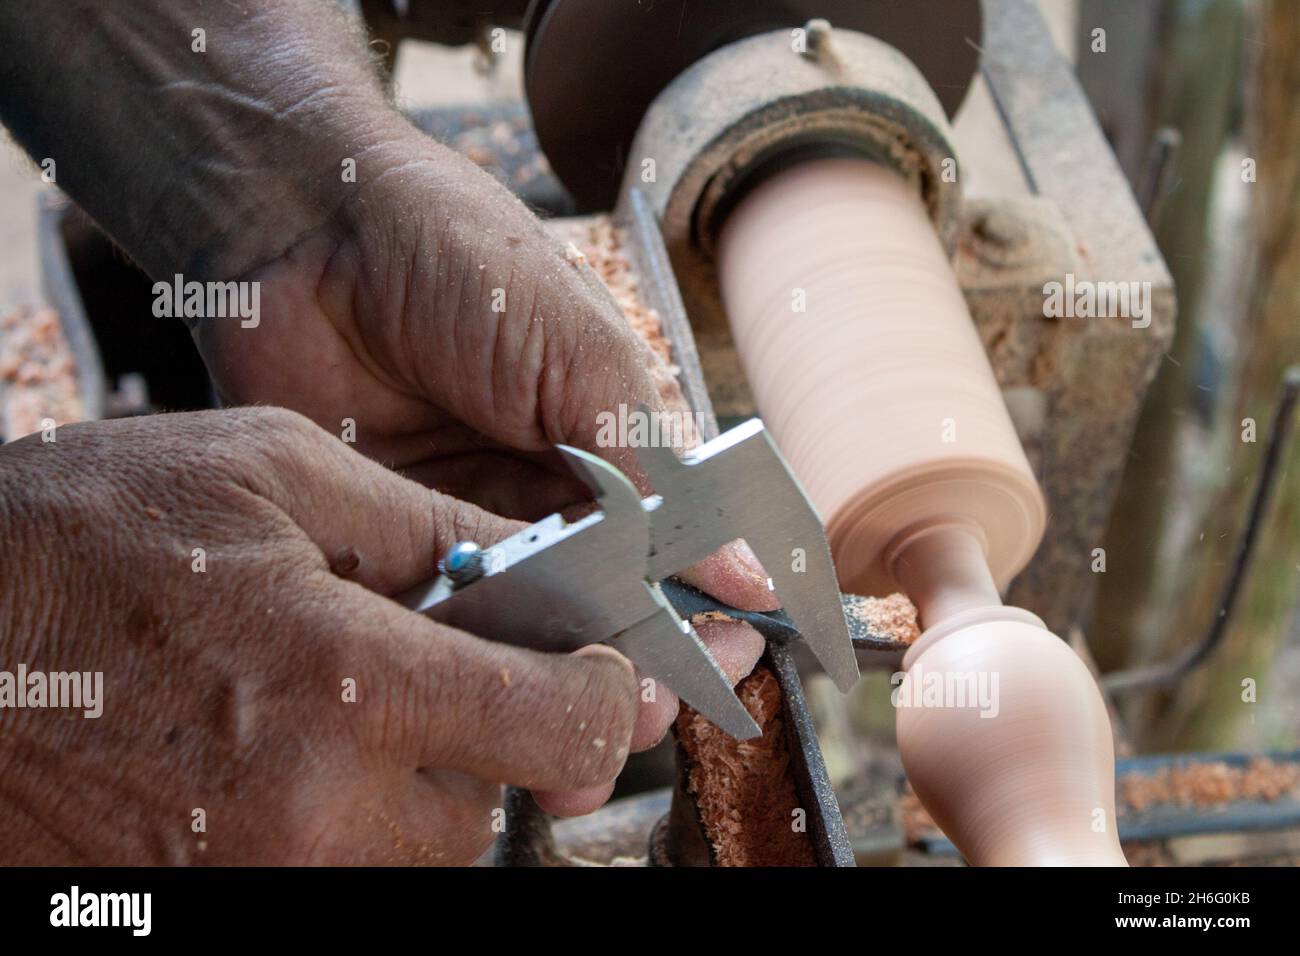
[213, 406, 336, 493]
[430, 492, 515, 552]
[551, 654, 637, 786]
[243, 405, 323, 448]
[388, 656, 443, 759]
[371, 630, 475, 768]
[429, 496, 468, 552]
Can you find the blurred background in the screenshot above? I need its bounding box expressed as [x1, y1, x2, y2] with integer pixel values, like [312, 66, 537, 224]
[1073, 0, 1298, 758]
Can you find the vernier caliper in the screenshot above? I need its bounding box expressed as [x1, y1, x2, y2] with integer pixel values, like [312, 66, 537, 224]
[396, 418, 860, 739]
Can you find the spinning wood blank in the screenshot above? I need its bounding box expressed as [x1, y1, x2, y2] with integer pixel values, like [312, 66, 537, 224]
[717, 156, 1126, 866]
[717, 157, 1044, 598]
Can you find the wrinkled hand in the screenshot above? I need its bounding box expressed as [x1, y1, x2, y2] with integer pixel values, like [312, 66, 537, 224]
[0, 409, 646, 864]
[189, 127, 776, 813]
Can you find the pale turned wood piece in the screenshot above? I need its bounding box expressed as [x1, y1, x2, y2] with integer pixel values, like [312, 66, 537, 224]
[717, 157, 1127, 866]
[894, 526, 1127, 866]
[716, 157, 1044, 597]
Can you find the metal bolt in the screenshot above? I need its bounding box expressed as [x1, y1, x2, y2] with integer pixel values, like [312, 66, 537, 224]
[801, 19, 840, 71]
[439, 541, 486, 586]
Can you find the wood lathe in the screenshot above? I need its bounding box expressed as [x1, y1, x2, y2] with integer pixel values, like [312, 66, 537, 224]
[33, 0, 1181, 866]
[510, 0, 1174, 866]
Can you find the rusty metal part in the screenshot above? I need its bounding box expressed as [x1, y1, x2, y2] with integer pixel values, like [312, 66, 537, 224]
[951, 0, 1177, 639]
[1103, 367, 1300, 694]
[620, 26, 964, 260]
[523, 0, 980, 211]
[767, 641, 856, 865]
[493, 788, 569, 867]
[613, 26, 966, 402]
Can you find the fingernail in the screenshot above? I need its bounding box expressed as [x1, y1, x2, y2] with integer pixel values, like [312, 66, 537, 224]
[728, 539, 779, 610]
[532, 782, 615, 818]
[695, 619, 766, 686]
[573, 642, 636, 680]
[730, 539, 771, 588]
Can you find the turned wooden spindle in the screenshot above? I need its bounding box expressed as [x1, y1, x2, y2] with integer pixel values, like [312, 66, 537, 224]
[892, 524, 1126, 866]
[717, 156, 1127, 866]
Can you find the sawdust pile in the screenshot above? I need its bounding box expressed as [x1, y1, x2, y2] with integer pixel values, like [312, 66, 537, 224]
[0, 306, 82, 440]
[900, 758, 1300, 846]
[847, 592, 921, 644]
[547, 216, 700, 447]
[1122, 758, 1300, 813]
[676, 666, 816, 867]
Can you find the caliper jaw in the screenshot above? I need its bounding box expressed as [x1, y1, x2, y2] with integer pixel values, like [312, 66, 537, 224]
[397, 444, 761, 738]
[635, 419, 860, 692]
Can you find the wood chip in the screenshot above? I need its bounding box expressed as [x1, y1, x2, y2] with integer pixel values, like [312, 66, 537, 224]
[846, 592, 921, 644]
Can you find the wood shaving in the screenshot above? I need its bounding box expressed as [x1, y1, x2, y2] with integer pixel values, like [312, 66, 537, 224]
[447, 110, 553, 193]
[547, 216, 699, 446]
[846, 592, 921, 644]
[901, 758, 1300, 846]
[1122, 758, 1300, 812]
[563, 241, 586, 266]
[691, 610, 737, 625]
[676, 666, 816, 866]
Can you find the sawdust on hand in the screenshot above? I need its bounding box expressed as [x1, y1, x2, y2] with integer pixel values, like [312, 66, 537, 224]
[547, 216, 700, 448]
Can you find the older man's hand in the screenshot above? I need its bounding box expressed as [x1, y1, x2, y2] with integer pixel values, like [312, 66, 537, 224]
[0, 409, 642, 863]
